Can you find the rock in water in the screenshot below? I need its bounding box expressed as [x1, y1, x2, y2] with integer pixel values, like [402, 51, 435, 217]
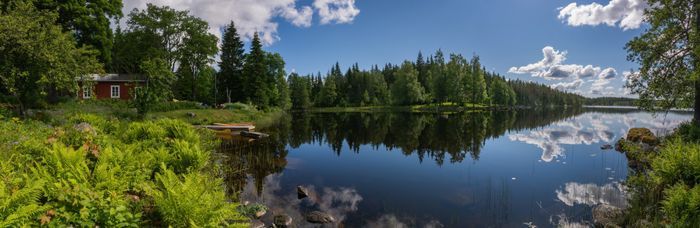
[626, 128, 658, 145]
[273, 214, 292, 227]
[601, 144, 613, 150]
[250, 220, 265, 228]
[297, 186, 309, 199]
[592, 204, 624, 227]
[254, 208, 266, 219]
[306, 211, 335, 224]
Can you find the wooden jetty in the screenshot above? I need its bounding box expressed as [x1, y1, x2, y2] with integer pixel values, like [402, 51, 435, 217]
[201, 123, 255, 131]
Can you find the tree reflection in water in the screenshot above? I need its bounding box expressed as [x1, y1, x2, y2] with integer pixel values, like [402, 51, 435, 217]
[217, 108, 583, 199]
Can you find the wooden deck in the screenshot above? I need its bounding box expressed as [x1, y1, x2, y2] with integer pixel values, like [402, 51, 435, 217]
[200, 123, 255, 131]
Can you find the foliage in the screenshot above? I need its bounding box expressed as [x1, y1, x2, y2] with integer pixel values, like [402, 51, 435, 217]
[33, 0, 123, 64]
[133, 58, 175, 115]
[391, 61, 425, 105]
[0, 116, 245, 226]
[292, 50, 580, 108]
[218, 22, 246, 104]
[661, 183, 700, 226]
[0, 2, 102, 113]
[625, 0, 699, 120]
[149, 167, 245, 227]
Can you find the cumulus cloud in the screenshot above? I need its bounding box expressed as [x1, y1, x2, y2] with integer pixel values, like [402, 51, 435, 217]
[590, 68, 618, 95]
[314, 0, 361, 24]
[122, 0, 359, 45]
[551, 79, 584, 91]
[508, 112, 691, 162]
[558, 0, 648, 30]
[555, 182, 628, 208]
[509, 46, 614, 80]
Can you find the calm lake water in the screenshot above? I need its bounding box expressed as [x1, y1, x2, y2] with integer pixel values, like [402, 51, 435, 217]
[217, 108, 691, 227]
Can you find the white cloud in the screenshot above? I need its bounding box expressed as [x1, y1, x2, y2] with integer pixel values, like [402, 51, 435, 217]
[122, 0, 359, 45]
[508, 46, 566, 75]
[558, 0, 648, 30]
[509, 46, 613, 80]
[551, 79, 584, 91]
[314, 0, 361, 24]
[590, 68, 618, 94]
[555, 182, 628, 208]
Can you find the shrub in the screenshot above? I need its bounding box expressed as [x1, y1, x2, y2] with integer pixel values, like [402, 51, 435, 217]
[0, 116, 246, 226]
[0, 158, 50, 227]
[676, 121, 700, 143]
[650, 139, 700, 187]
[662, 183, 700, 226]
[168, 140, 209, 173]
[150, 166, 245, 227]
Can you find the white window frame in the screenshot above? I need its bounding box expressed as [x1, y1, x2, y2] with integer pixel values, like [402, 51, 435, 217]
[82, 85, 91, 99]
[110, 85, 120, 98]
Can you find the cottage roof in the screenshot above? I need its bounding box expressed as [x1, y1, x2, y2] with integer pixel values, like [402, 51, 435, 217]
[84, 74, 145, 82]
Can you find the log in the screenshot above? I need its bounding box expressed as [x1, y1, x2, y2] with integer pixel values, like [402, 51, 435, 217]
[241, 131, 269, 139]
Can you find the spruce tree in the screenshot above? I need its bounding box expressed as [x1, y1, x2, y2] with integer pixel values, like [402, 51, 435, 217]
[218, 21, 245, 104]
[243, 33, 269, 108]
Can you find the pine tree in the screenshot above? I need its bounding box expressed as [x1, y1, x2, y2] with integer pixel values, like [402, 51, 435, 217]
[218, 22, 246, 104]
[243, 33, 269, 108]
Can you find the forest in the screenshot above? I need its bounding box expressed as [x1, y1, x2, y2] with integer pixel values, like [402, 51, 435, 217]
[288, 52, 586, 109]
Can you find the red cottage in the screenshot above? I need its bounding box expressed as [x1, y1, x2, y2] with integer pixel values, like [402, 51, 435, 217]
[79, 74, 144, 100]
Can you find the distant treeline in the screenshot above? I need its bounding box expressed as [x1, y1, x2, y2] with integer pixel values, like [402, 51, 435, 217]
[289, 50, 585, 109]
[584, 97, 638, 106]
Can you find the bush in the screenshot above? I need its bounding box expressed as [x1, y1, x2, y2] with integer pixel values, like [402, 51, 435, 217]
[650, 138, 700, 187]
[676, 121, 700, 143]
[149, 167, 245, 227]
[662, 183, 700, 226]
[0, 117, 245, 226]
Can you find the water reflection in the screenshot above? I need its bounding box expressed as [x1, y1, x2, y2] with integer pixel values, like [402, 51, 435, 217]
[216, 108, 692, 227]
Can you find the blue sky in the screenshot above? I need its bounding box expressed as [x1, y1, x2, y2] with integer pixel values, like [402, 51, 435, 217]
[124, 0, 647, 97]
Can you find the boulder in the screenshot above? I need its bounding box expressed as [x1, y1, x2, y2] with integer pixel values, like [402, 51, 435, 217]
[74, 122, 96, 135]
[297, 186, 309, 199]
[592, 204, 624, 227]
[306, 211, 335, 224]
[186, 112, 196, 118]
[250, 220, 265, 228]
[626, 128, 658, 145]
[254, 208, 267, 219]
[273, 214, 292, 227]
[601, 144, 613, 150]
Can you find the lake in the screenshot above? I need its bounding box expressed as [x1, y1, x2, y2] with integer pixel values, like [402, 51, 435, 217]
[217, 108, 691, 227]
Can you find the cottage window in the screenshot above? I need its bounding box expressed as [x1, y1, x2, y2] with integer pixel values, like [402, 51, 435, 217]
[111, 85, 120, 98]
[82, 86, 91, 99]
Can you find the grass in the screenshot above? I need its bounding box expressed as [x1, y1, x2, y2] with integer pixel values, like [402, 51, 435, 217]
[39, 99, 284, 127]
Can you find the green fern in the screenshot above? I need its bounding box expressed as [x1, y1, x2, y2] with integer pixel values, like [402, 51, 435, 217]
[150, 165, 244, 227]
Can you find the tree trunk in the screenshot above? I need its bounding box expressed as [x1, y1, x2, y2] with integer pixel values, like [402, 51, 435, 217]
[696, 1, 700, 125]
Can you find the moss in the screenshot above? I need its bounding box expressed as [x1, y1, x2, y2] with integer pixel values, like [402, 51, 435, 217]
[627, 128, 658, 145]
